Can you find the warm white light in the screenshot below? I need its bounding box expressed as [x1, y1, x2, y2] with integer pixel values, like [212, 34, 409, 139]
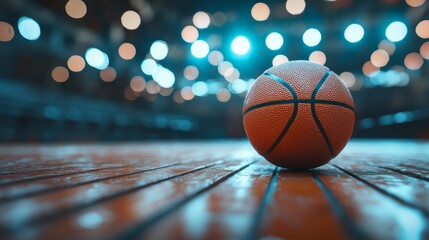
[121, 10, 141, 30]
[251, 2, 270, 21]
[67, 55, 85, 72]
[272, 54, 289, 66]
[118, 42, 136, 60]
[65, 0, 87, 19]
[309, 51, 326, 65]
[181, 25, 199, 43]
[193, 11, 210, 29]
[286, 0, 306, 15]
[0, 21, 14, 42]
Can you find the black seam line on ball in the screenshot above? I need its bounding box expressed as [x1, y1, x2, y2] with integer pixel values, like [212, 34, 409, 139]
[243, 99, 354, 115]
[262, 72, 298, 157]
[311, 70, 334, 158]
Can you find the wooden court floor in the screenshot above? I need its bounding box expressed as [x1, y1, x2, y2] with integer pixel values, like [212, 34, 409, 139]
[0, 140, 428, 240]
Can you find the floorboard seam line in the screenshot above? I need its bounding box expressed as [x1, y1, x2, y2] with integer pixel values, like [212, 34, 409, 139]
[1, 160, 229, 234]
[311, 171, 367, 240]
[332, 164, 429, 217]
[0, 167, 117, 186]
[379, 166, 429, 182]
[110, 159, 260, 240]
[246, 166, 279, 240]
[0, 163, 182, 203]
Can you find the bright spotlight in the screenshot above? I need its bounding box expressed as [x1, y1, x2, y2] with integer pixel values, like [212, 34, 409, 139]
[191, 40, 209, 58]
[191, 81, 208, 96]
[265, 32, 284, 50]
[386, 21, 407, 42]
[85, 48, 109, 70]
[344, 24, 364, 43]
[141, 59, 158, 75]
[231, 36, 250, 55]
[18, 17, 41, 41]
[229, 79, 247, 94]
[303, 28, 321, 47]
[150, 40, 169, 60]
[153, 66, 175, 88]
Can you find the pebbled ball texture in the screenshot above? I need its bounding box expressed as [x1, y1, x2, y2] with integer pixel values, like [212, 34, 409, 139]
[243, 61, 355, 169]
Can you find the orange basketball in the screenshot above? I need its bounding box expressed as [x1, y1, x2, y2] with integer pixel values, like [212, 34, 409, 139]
[243, 61, 355, 169]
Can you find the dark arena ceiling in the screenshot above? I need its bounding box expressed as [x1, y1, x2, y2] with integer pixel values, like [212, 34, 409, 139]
[0, 0, 429, 141]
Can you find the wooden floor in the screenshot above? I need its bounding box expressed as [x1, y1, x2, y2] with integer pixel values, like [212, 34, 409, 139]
[0, 140, 428, 240]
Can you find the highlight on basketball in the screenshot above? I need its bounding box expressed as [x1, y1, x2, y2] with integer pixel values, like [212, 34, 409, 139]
[0, 0, 428, 239]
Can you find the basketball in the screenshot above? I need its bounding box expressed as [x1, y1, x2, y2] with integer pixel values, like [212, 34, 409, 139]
[243, 60, 355, 169]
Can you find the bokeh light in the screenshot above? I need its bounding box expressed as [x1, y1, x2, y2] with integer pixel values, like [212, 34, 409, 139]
[67, 55, 85, 72]
[65, 0, 87, 19]
[141, 59, 158, 75]
[216, 88, 231, 102]
[286, 0, 306, 15]
[212, 12, 227, 27]
[191, 40, 209, 58]
[18, 17, 41, 41]
[416, 20, 429, 39]
[339, 72, 356, 88]
[272, 54, 289, 66]
[150, 40, 169, 60]
[231, 36, 250, 55]
[51, 66, 69, 83]
[153, 66, 175, 88]
[385, 21, 407, 42]
[118, 42, 136, 60]
[378, 40, 396, 55]
[405, 0, 426, 7]
[192, 81, 208, 97]
[362, 60, 380, 76]
[184, 65, 199, 80]
[208, 50, 224, 65]
[85, 48, 109, 70]
[420, 42, 429, 59]
[344, 24, 364, 43]
[100, 67, 117, 82]
[251, 2, 270, 21]
[404, 52, 424, 70]
[121, 10, 141, 30]
[218, 61, 233, 75]
[193, 11, 210, 29]
[124, 87, 137, 101]
[0, 21, 14, 42]
[229, 79, 247, 94]
[265, 32, 284, 50]
[130, 76, 146, 92]
[370, 49, 389, 67]
[173, 91, 185, 104]
[146, 80, 161, 94]
[303, 28, 321, 47]
[309, 51, 326, 65]
[181, 86, 195, 100]
[225, 68, 240, 82]
[181, 25, 199, 43]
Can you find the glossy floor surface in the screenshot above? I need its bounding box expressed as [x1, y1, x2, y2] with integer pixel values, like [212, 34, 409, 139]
[0, 140, 428, 240]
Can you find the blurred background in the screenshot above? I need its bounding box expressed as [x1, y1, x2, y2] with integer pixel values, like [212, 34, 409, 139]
[0, 0, 428, 142]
